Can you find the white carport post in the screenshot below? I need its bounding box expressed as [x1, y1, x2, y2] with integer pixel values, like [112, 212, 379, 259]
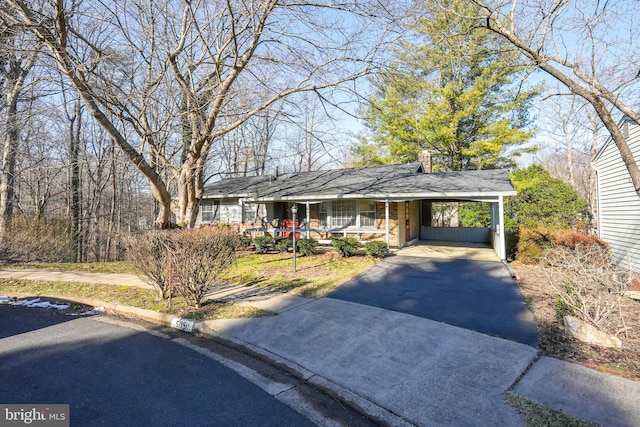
[385, 200, 390, 249]
[498, 195, 506, 261]
[306, 201, 310, 239]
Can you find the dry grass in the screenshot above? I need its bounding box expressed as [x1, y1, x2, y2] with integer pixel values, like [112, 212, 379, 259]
[513, 262, 640, 380]
[220, 252, 378, 298]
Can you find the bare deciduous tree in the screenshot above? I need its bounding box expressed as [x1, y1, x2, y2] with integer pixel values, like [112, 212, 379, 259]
[0, 16, 40, 236]
[463, 0, 640, 197]
[539, 91, 604, 220]
[2, 0, 392, 228]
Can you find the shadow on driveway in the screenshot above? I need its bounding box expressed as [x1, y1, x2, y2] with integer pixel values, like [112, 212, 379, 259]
[327, 255, 538, 346]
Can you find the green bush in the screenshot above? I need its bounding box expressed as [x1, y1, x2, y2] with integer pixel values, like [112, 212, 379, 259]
[274, 237, 293, 253]
[554, 297, 575, 324]
[332, 237, 361, 257]
[506, 165, 589, 233]
[253, 236, 273, 254]
[239, 236, 252, 249]
[364, 241, 387, 258]
[296, 239, 318, 257]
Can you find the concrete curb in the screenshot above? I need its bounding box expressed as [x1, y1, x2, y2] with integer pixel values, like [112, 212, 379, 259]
[3, 292, 179, 326]
[2, 292, 410, 426]
[502, 260, 517, 279]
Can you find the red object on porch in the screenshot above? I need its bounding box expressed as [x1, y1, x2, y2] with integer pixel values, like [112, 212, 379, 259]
[281, 219, 300, 238]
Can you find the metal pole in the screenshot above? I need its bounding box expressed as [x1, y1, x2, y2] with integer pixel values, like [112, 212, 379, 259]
[292, 209, 297, 272]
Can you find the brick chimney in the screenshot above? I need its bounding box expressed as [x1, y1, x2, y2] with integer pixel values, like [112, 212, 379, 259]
[418, 150, 432, 173]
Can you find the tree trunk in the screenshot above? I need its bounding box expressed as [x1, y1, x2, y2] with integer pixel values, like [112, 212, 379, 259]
[105, 141, 117, 260]
[0, 88, 20, 237]
[69, 98, 82, 262]
[562, 118, 575, 188]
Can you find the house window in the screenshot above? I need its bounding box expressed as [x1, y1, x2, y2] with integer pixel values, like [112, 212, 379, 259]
[201, 200, 218, 222]
[243, 202, 263, 223]
[319, 202, 328, 227]
[319, 200, 376, 229]
[201, 199, 242, 223]
[359, 200, 376, 228]
[331, 200, 357, 228]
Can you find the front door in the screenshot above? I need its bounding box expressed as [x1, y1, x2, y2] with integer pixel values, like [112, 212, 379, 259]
[405, 201, 410, 241]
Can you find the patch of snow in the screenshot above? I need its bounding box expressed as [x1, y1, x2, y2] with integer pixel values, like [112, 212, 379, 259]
[11, 297, 41, 306]
[9, 298, 69, 310]
[66, 306, 105, 317]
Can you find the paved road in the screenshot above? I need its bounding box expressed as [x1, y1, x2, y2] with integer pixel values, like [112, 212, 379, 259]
[327, 255, 538, 346]
[0, 305, 315, 427]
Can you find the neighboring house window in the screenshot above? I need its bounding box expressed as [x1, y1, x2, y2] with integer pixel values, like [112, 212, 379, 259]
[319, 200, 376, 229]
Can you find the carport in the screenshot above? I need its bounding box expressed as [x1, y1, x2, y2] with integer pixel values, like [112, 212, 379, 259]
[389, 169, 515, 260]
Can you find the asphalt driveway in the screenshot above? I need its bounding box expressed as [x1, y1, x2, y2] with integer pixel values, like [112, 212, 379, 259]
[327, 253, 538, 346]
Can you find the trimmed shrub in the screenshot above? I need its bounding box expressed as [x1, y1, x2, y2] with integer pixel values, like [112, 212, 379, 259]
[167, 227, 242, 308]
[128, 227, 244, 307]
[332, 237, 361, 257]
[275, 237, 293, 253]
[126, 230, 172, 299]
[516, 228, 554, 264]
[239, 236, 252, 250]
[517, 227, 609, 264]
[253, 236, 273, 254]
[296, 239, 318, 257]
[364, 241, 387, 258]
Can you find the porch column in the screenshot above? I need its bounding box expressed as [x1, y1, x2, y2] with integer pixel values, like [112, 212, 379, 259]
[498, 195, 506, 260]
[306, 201, 310, 239]
[385, 200, 390, 249]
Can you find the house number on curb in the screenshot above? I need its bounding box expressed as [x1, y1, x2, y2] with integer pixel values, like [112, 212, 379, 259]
[171, 318, 195, 333]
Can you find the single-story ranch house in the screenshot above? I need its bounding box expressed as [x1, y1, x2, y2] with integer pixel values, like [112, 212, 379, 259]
[198, 157, 516, 260]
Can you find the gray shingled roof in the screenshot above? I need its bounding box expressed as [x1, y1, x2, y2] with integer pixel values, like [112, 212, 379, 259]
[202, 163, 516, 201]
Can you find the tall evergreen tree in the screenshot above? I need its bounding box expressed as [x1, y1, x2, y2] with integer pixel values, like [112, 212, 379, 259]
[353, 1, 541, 171]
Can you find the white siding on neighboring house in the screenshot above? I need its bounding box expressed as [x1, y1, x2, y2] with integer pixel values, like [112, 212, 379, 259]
[242, 201, 268, 223]
[593, 119, 640, 273]
[199, 198, 242, 223]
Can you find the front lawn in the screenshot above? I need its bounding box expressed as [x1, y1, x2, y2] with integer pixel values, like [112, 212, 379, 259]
[220, 252, 377, 298]
[0, 252, 379, 317]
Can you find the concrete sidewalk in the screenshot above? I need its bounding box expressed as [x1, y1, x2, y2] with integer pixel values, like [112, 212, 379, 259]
[0, 269, 153, 289]
[2, 268, 640, 426]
